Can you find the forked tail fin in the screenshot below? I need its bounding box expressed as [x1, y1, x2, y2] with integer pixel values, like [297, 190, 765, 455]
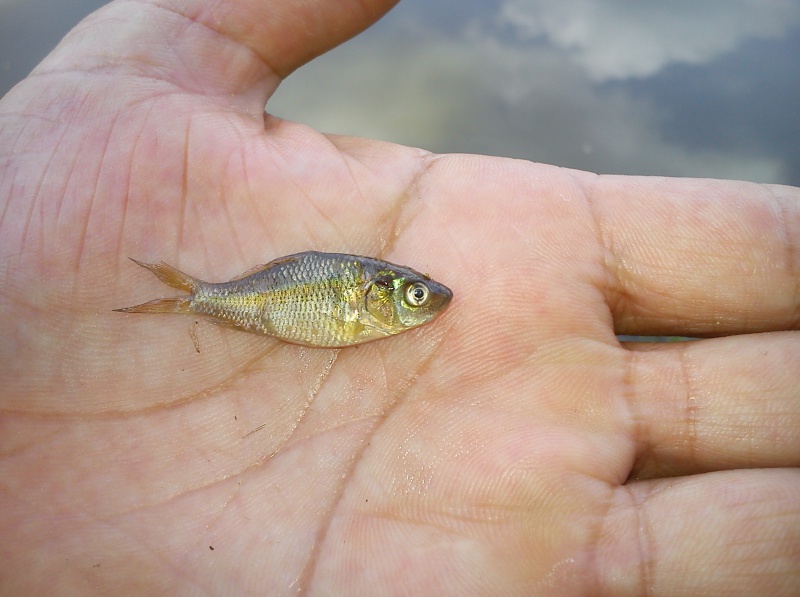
[114, 297, 193, 314]
[127, 258, 198, 292]
[114, 258, 200, 314]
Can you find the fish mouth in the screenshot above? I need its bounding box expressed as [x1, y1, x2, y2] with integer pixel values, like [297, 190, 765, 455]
[427, 280, 453, 310]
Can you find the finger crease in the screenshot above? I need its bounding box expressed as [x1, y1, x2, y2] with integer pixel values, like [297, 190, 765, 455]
[677, 345, 700, 469]
[625, 351, 652, 480]
[582, 174, 626, 329]
[634, 488, 657, 597]
[773, 189, 800, 328]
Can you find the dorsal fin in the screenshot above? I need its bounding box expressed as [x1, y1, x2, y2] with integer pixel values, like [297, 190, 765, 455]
[227, 254, 303, 281]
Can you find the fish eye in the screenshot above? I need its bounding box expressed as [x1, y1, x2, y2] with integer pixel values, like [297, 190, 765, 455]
[404, 282, 430, 307]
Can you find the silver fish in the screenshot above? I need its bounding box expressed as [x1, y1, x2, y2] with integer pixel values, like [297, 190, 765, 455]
[115, 251, 453, 347]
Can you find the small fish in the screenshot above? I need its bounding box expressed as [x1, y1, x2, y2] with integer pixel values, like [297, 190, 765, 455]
[115, 251, 452, 348]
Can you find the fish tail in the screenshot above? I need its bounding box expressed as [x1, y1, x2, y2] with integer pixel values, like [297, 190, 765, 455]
[128, 258, 199, 293]
[114, 258, 200, 314]
[114, 297, 193, 314]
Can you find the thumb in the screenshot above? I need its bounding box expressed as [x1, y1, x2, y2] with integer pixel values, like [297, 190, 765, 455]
[25, 0, 400, 101]
[216, 0, 402, 78]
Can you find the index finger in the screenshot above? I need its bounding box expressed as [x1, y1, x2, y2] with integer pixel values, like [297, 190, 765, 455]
[588, 176, 800, 336]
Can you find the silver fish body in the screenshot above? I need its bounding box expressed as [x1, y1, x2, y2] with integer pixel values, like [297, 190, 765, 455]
[116, 251, 452, 347]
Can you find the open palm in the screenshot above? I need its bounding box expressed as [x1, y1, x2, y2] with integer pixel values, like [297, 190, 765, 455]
[1, 1, 798, 595]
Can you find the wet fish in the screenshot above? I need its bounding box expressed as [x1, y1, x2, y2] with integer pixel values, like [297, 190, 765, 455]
[115, 251, 453, 347]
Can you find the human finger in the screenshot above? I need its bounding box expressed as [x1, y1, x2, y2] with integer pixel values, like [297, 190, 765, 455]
[586, 176, 799, 336]
[624, 332, 800, 479]
[26, 0, 400, 103]
[595, 469, 800, 596]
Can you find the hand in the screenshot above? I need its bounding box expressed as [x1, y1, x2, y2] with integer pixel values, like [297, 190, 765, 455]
[1, 0, 797, 594]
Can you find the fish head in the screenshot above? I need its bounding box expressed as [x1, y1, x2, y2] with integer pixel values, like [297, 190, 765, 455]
[364, 268, 452, 334]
